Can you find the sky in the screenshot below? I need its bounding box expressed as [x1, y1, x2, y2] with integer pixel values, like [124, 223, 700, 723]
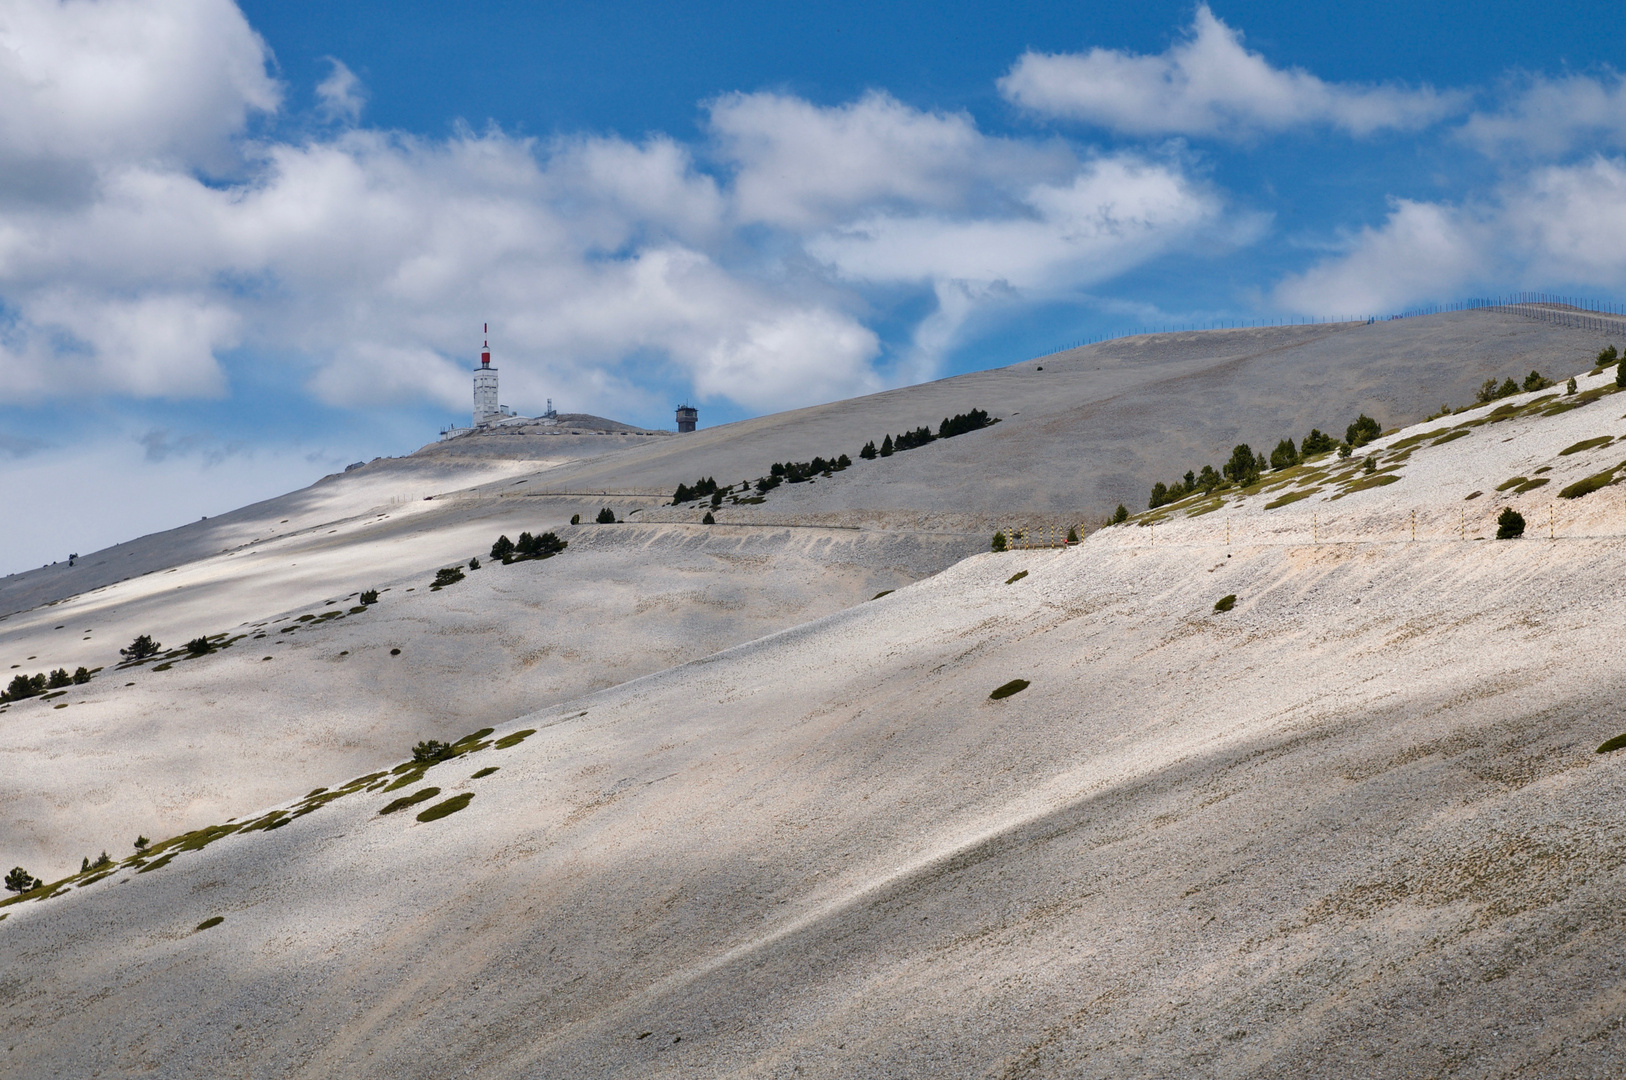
[5, 0, 1626, 572]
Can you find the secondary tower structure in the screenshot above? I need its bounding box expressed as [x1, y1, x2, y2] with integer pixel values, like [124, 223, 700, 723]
[676, 404, 698, 433]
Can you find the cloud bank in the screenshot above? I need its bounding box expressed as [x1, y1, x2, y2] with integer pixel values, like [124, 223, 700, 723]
[0, 0, 1234, 423]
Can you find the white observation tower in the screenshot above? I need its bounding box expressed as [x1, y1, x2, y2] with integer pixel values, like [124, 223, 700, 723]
[473, 323, 501, 426]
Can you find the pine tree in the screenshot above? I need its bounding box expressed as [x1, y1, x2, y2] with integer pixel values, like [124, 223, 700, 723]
[4, 867, 39, 894]
[860, 441, 877, 460]
[1270, 438, 1299, 470]
[596, 507, 616, 524]
[879, 435, 894, 457]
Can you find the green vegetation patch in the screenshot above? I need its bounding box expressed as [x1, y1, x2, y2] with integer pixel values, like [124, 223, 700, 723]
[1005, 570, 1029, 584]
[1264, 489, 1317, 509]
[383, 766, 429, 791]
[1561, 436, 1614, 456]
[1185, 498, 1225, 517]
[1513, 478, 1550, 494]
[1559, 463, 1626, 500]
[1597, 733, 1626, 754]
[380, 786, 441, 815]
[989, 679, 1030, 700]
[1214, 594, 1237, 612]
[493, 728, 537, 750]
[195, 916, 224, 932]
[1389, 428, 1451, 451]
[870, 590, 893, 600]
[416, 792, 474, 822]
[1496, 476, 1529, 492]
[471, 767, 499, 779]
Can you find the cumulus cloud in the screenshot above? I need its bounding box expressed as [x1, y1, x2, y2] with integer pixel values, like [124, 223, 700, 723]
[709, 90, 1072, 229]
[0, 0, 279, 200]
[999, 5, 1460, 138]
[1461, 73, 1626, 157]
[316, 58, 366, 125]
[1274, 157, 1626, 314]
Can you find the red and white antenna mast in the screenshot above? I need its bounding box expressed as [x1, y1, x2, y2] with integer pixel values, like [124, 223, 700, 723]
[481, 322, 491, 368]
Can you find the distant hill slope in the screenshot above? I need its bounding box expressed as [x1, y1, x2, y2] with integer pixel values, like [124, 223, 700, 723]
[442, 310, 1615, 525]
[8, 362, 1626, 1077]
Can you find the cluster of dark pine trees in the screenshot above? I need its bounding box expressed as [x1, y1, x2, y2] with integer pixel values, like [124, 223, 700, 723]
[858, 408, 996, 460]
[671, 477, 719, 504]
[1144, 414, 1380, 509]
[1474, 369, 1555, 404]
[489, 531, 568, 563]
[2, 666, 91, 702]
[757, 455, 852, 493]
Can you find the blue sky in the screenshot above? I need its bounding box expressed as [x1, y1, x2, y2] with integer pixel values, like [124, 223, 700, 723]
[5, 0, 1626, 572]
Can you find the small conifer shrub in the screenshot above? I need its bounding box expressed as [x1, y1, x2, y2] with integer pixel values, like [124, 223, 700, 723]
[185, 637, 212, 657]
[1112, 505, 1129, 524]
[702, 511, 716, 524]
[467, 557, 480, 571]
[360, 589, 379, 605]
[71, 667, 91, 685]
[490, 535, 515, 560]
[1523, 370, 1554, 392]
[879, 434, 894, 457]
[431, 566, 465, 589]
[4, 867, 40, 894]
[1496, 507, 1526, 539]
[570, 513, 581, 525]
[1338, 444, 1353, 458]
[1345, 414, 1381, 447]
[860, 440, 877, 459]
[1301, 429, 1337, 455]
[1066, 526, 1079, 543]
[1224, 444, 1262, 485]
[1568, 377, 1578, 394]
[412, 740, 454, 764]
[596, 507, 616, 524]
[120, 635, 161, 661]
[134, 836, 149, 851]
[989, 679, 1030, 700]
[991, 531, 1008, 552]
[1270, 438, 1299, 470]
[1617, 356, 1626, 389]
[1599, 345, 1619, 368]
[46, 668, 72, 688]
[1214, 594, 1237, 612]
[1498, 377, 1521, 398]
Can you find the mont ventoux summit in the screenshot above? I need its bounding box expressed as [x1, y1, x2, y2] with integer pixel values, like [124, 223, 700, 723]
[9, 302, 1626, 1076]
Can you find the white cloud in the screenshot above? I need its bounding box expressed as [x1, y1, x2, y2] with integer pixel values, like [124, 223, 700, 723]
[709, 90, 1071, 229]
[1461, 73, 1626, 157]
[810, 156, 1223, 287]
[1274, 156, 1626, 314]
[316, 58, 366, 125]
[808, 154, 1238, 369]
[999, 5, 1460, 139]
[0, 0, 279, 198]
[1274, 199, 1482, 315]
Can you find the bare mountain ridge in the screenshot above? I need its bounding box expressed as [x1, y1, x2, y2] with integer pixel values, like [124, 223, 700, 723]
[7, 351, 1626, 1076]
